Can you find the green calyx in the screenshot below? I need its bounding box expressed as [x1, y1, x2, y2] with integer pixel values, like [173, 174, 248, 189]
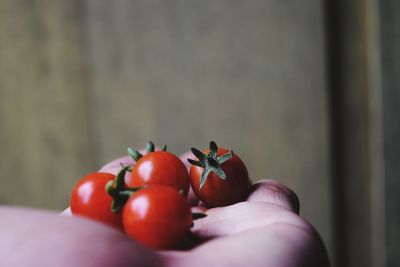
[188, 141, 233, 190]
[105, 165, 142, 213]
[127, 141, 167, 162]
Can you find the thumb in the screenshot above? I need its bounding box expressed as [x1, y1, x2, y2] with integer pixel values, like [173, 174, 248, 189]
[247, 179, 300, 214]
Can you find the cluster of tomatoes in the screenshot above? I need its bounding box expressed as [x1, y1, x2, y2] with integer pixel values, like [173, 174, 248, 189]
[70, 141, 251, 250]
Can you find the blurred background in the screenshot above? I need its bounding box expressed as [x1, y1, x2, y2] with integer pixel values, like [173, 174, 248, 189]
[0, 1, 398, 267]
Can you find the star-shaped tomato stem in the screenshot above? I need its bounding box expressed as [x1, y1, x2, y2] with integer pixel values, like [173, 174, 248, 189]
[187, 141, 233, 190]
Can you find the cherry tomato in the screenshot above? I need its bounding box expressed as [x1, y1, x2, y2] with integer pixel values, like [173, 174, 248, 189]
[70, 172, 122, 229]
[188, 141, 251, 208]
[130, 151, 190, 196]
[122, 185, 192, 250]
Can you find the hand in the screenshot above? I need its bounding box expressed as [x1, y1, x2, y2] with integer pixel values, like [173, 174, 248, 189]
[0, 152, 330, 267]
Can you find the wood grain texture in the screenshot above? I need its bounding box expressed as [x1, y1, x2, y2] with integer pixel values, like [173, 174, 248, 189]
[84, 0, 331, 255]
[0, 0, 95, 209]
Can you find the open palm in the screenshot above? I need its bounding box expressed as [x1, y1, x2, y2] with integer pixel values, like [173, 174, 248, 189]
[0, 153, 329, 267]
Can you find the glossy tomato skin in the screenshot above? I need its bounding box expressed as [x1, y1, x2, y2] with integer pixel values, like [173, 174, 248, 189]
[190, 148, 251, 208]
[130, 151, 190, 197]
[122, 185, 192, 250]
[70, 172, 122, 229]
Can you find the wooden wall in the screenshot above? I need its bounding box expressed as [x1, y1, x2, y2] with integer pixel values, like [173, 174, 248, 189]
[380, 1, 400, 266]
[83, 2, 331, 257]
[325, 0, 386, 266]
[1, 1, 398, 266]
[0, 1, 95, 209]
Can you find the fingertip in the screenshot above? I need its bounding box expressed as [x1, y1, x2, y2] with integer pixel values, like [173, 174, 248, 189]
[247, 179, 300, 214]
[99, 148, 156, 173]
[98, 155, 135, 174]
[60, 207, 72, 217]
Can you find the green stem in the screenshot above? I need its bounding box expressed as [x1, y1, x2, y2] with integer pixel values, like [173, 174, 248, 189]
[128, 147, 143, 161]
[105, 166, 141, 213]
[146, 141, 155, 153]
[127, 141, 167, 162]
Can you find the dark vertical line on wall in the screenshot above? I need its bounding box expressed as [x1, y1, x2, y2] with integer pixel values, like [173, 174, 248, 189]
[379, 1, 400, 266]
[324, 1, 386, 267]
[323, 1, 347, 267]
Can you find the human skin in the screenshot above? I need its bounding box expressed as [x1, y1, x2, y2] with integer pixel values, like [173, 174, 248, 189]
[0, 152, 330, 267]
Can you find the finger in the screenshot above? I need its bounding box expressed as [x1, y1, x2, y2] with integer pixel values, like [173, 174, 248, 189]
[189, 180, 301, 238]
[60, 207, 71, 216]
[247, 179, 300, 214]
[191, 201, 305, 239]
[163, 222, 330, 267]
[99, 148, 151, 185]
[0, 206, 162, 267]
[98, 155, 135, 185]
[99, 148, 160, 171]
[99, 155, 135, 173]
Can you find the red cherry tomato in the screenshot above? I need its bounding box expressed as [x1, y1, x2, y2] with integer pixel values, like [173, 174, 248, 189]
[130, 151, 190, 196]
[70, 172, 122, 229]
[122, 185, 192, 250]
[189, 142, 251, 207]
